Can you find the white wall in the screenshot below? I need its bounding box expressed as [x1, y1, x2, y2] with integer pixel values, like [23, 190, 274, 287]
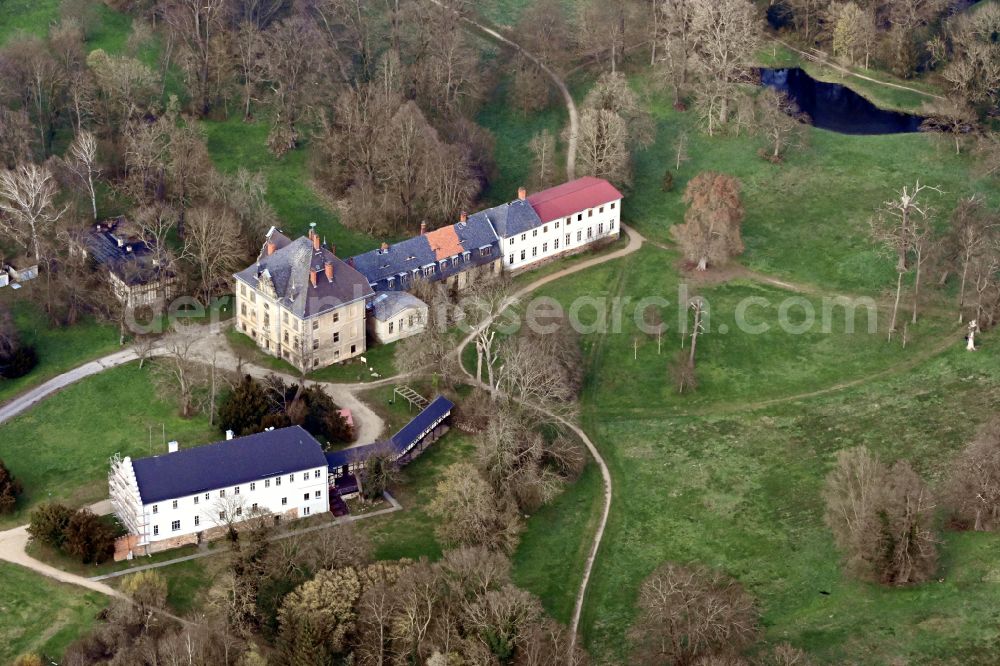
[140, 465, 329, 545]
[501, 199, 621, 271]
[368, 305, 428, 344]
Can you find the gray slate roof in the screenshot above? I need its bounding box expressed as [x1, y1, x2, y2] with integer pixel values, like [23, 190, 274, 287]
[369, 291, 427, 321]
[475, 199, 542, 238]
[131, 426, 328, 504]
[234, 230, 373, 318]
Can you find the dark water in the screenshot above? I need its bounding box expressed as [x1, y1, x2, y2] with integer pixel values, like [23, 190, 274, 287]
[760, 68, 924, 135]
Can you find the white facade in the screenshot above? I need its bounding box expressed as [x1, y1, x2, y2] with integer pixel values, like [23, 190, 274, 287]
[501, 199, 621, 272]
[368, 303, 427, 344]
[110, 455, 328, 549]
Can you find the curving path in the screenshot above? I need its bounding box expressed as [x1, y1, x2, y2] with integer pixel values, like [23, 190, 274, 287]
[429, 0, 578, 179]
[454, 225, 646, 658]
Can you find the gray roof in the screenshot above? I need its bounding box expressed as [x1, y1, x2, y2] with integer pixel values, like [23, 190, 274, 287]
[131, 426, 328, 504]
[234, 230, 373, 318]
[476, 199, 542, 238]
[369, 291, 427, 321]
[83, 222, 170, 286]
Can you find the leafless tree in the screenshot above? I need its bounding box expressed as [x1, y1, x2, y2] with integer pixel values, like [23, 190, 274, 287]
[151, 330, 208, 418]
[574, 107, 631, 186]
[0, 37, 64, 156]
[528, 129, 558, 189]
[656, 0, 695, 106]
[831, 2, 877, 69]
[0, 107, 33, 169]
[823, 446, 938, 585]
[674, 130, 690, 172]
[160, 0, 228, 116]
[233, 21, 264, 121]
[946, 419, 1000, 531]
[134, 203, 179, 301]
[629, 562, 759, 665]
[184, 205, 246, 306]
[869, 182, 940, 340]
[755, 89, 809, 162]
[66, 130, 99, 220]
[86, 48, 158, 131]
[919, 97, 977, 155]
[689, 0, 761, 126]
[427, 462, 522, 554]
[974, 132, 1000, 180]
[941, 3, 1000, 110]
[0, 162, 67, 261]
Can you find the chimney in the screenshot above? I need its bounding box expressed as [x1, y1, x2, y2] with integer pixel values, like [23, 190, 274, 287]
[460, 211, 467, 223]
[310, 269, 318, 288]
[308, 222, 317, 240]
[225, 429, 234, 441]
[517, 186, 527, 201]
[324, 260, 334, 282]
[312, 233, 321, 251]
[267, 241, 276, 256]
[167, 440, 179, 454]
[381, 242, 389, 252]
[420, 221, 427, 236]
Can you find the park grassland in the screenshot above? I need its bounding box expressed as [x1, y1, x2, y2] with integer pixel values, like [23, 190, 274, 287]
[0, 362, 217, 529]
[0, 561, 105, 663]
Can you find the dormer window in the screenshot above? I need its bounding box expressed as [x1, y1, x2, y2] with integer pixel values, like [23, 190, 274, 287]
[387, 277, 395, 288]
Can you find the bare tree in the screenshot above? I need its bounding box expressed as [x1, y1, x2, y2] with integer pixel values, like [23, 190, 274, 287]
[946, 419, 1000, 531]
[755, 89, 809, 162]
[184, 205, 246, 306]
[831, 1, 877, 69]
[427, 462, 522, 554]
[656, 0, 695, 106]
[160, 0, 228, 116]
[151, 331, 208, 418]
[674, 130, 690, 172]
[919, 98, 977, 155]
[66, 130, 99, 220]
[528, 129, 558, 189]
[134, 204, 179, 301]
[0, 163, 66, 261]
[869, 182, 940, 340]
[629, 562, 759, 665]
[672, 172, 745, 271]
[573, 108, 631, 186]
[823, 447, 938, 585]
[234, 21, 265, 121]
[689, 0, 761, 126]
[941, 3, 1000, 110]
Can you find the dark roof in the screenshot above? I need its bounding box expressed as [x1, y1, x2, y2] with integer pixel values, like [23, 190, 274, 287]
[477, 199, 543, 238]
[234, 229, 374, 318]
[527, 177, 623, 223]
[131, 426, 328, 504]
[83, 222, 170, 286]
[325, 395, 454, 468]
[350, 217, 499, 293]
[369, 291, 427, 321]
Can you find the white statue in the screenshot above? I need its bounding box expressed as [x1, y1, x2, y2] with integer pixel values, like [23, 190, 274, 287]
[967, 320, 978, 351]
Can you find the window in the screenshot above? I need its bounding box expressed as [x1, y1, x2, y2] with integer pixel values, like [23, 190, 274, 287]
[543, 225, 548, 233]
[241, 303, 247, 316]
[588, 227, 593, 239]
[610, 220, 615, 230]
[350, 344, 356, 354]
[241, 284, 246, 297]
[334, 350, 340, 360]
[171, 520, 180, 532]
[314, 469, 322, 479]
[610, 202, 616, 209]
[252, 503, 258, 511]
[598, 223, 604, 234]
[388, 321, 394, 333]
[599, 206, 605, 213]
[194, 516, 200, 527]
[509, 253, 514, 264]
[387, 277, 395, 288]
[555, 221, 560, 229]
[588, 209, 593, 217]
[250, 482, 256, 491]
[235, 486, 240, 495]
[153, 525, 159, 536]
[333, 312, 339, 323]
[577, 213, 583, 221]
[220, 489, 226, 498]
[312, 320, 319, 330]
[399, 318, 404, 331]
[172, 500, 178, 509]
[554, 238, 560, 250]
[481, 247, 491, 256]
[577, 230, 582, 242]
[263, 314, 269, 327]
[194, 495, 199, 505]
[289, 474, 294, 483]
[282, 497, 288, 506]
[312, 339, 319, 350]
[520, 249, 526, 260]
[303, 507, 311, 516]
[283, 331, 288, 343]
[532, 229, 538, 237]
[303, 493, 310, 501]
[542, 242, 548, 253]
[566, 216, 571, 225]
[313, 358, 319, 368]
[408, 315, 415, 327]
[333, 332, 340, 343]
[276, 476, 282, 486]
[520, 233, 526, 241]
[509, 238, 514, 245]
[236, 507, 242, 516]
[152, 504, 158, 514]
[423, 266, 434, 277]
[565, 234, 570, 246]
[205, 493, 210, 501]
[265, 479, 271, 488]
[532, 247, 538, 257]
[314, 490, 322, 499]
[219, 511, 226, 520]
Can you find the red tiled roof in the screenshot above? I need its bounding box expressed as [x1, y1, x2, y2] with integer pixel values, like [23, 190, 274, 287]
[424, 225, 463, 261]
[526, 177, 623, 223]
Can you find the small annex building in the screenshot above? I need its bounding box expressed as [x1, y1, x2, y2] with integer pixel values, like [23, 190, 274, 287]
[109, 426, 330, 557]
[367, 291, 428, 344]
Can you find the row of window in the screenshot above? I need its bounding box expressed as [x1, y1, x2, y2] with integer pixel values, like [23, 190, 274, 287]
[509, 222, 614, 265]
[376, 247, 493, 290]
[150, 491, 322, 535]
[508, 203, 616, 246]
[149, 470, 324, 514]
[387, 313, 420, 335]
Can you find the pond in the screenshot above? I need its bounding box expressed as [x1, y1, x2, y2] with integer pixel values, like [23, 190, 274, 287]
[760, 68, 924, 135]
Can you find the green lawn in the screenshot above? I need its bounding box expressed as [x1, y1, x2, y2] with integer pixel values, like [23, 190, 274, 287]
[0, 562, 105, 663]
[201, 119, 376, 258]
[0, 286, 121, 404]
[0, 362, 217, 528]
[623, 76, 994, 294]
